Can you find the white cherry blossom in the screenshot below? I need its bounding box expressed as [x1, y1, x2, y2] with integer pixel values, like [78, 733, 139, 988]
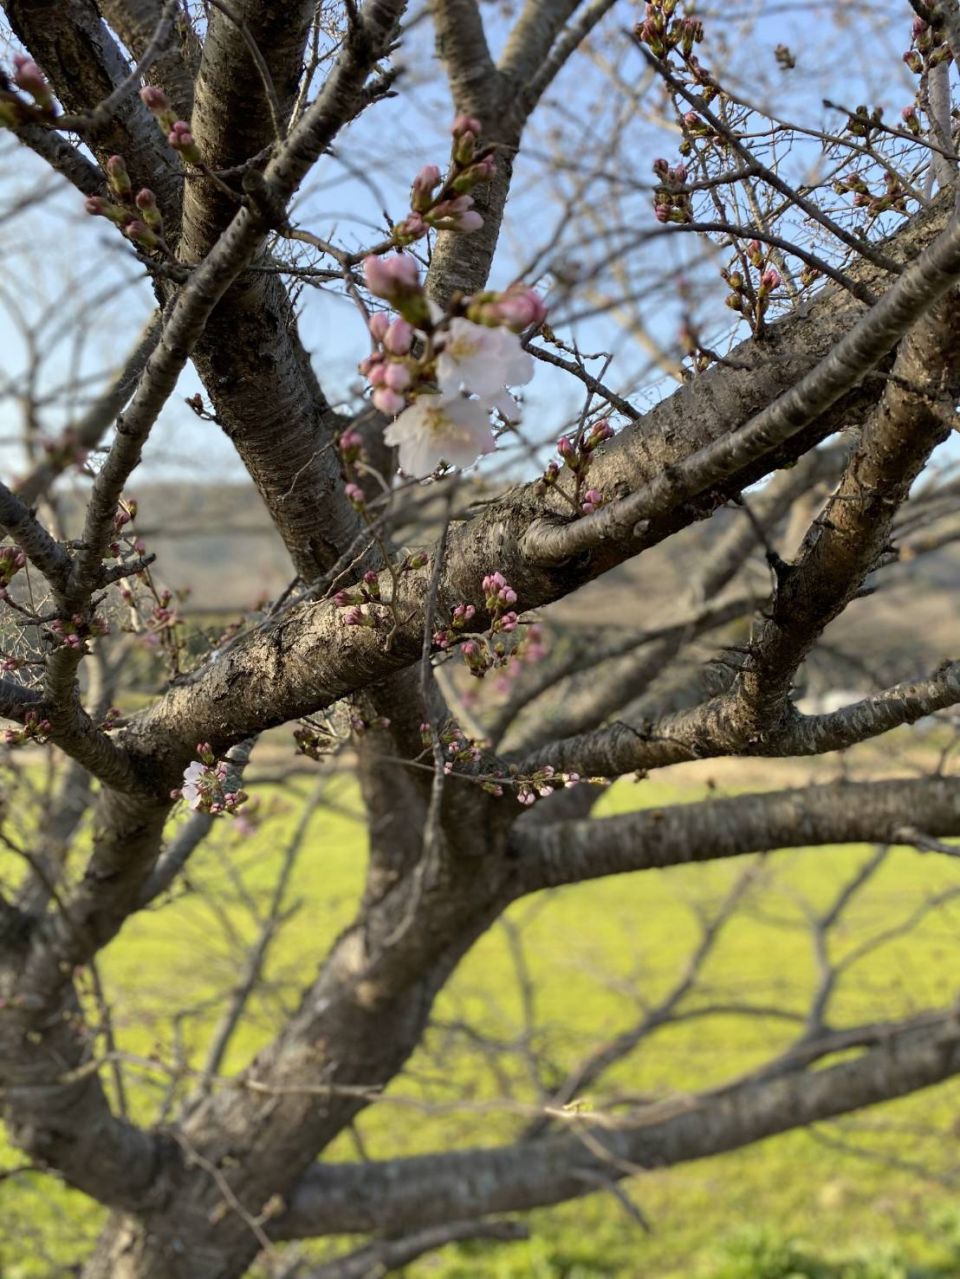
[384, 393, 495, 477]
[436, 318, 534, 403]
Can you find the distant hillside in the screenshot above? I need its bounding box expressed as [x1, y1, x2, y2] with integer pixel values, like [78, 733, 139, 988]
[56, 480, 958, 683]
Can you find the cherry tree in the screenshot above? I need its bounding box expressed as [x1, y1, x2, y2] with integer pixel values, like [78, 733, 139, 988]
[1, 0, 960, 1275]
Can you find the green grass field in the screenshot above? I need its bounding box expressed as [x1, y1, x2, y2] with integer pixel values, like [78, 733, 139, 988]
[3, 760, 960, 1277]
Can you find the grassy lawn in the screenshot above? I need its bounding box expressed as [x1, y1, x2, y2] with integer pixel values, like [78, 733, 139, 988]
[3, 760, 960, 1277]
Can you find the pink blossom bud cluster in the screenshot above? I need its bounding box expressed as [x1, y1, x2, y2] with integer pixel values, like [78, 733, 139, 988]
[635, 1, 702, 58]
[515, 765, 583, 805]
[3, 710, 52, 747]
[109, 499, 145, 558]
[833, 170, 907, 221]
[481, 572, 519, 633]
[0, 54, 56, 128]
[844, 104, 884, 142]
[85, 152, 164, 253]
[652, 157, 693, 224]
[392, 115, 496, 245]
[0, 545, 26, 593]
[140, 86, 202, 163]
[465, 284, 548, 333]
[539, 419, 614, 514]
[337, 429, 366, 467]
[334, 553, 427, 627]
[721, 246, 782, 332]
[173, 746, 248, 815]
[48, 613, 110, 650]
[900, 104, 922, 137]
[432, 601, 476, 650]
[634, 3, 716, 109]
[359, 255, 548, 425]
[903, 15, 952, 75]
[361, 308, 416, 416]
[419, 720, 486, 774]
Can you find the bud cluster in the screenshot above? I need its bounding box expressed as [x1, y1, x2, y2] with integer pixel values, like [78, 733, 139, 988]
[392, 115, 495, 246]
[419, 720, 486, 774]
[140, 86, 202, 163]
[0, 54, 56, 128]
[722, 242, 781, 333]
[0, 545, 26, 597]
[844, 103, 885, 143]
[359, 252, 546, 426]
[333, 553, 428, 628]
[515, 765, 584, 806]
[903, 15, 953, 75]
[85, 153, 165, 254]
[538, 418, 615, 514]
[833, 170, 908, 220]
[652, 157, 693, 224]
[634, 2, 715, 101]
[3, 710, 52, 747]
[48, 612, 110, 651]
[173, 743, 247, 815]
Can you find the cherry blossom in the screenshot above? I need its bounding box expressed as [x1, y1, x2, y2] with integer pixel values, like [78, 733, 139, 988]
[436, 318, 533, 403]
[384, 393, 495, 476]
[180, 761, 209, 811]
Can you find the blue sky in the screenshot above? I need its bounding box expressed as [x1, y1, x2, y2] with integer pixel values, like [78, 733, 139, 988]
[0, 0, 948, 493]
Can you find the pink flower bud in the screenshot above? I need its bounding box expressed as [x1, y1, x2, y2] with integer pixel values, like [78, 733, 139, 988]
[124, 219, 159, 251]
[345, 483, 366, 508]
[366, 360, 387, 386]
[106, 154, 131, 197]
[134, 188, 163, 231]
[452, 114, 483, 139]
[384, 362, 412, 391]
[363, 253, 421, 300]
[372, 386, 405, 416]
[411, 163, 442, 211]
[383, 318, 414, 354]
[760, 267, 781, 291]
[13, 57, 51, 105]
[455, 210, 484, 232]
[393, 212, 427, 243]
[140, 85, 170, 112]
[368, 312, 390, 341]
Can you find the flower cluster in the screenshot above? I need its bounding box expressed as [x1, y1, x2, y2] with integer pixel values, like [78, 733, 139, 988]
[173, 743, 247, 814]
[333, 552, 428, 629]
[538, 418, 615, 513]
[140, 86, 202, 163]
[722, 242, 781, 333]
[432, 601, 476, 650]
[0, 54, 56, 128]
[48, 613, 110, 651]
[391, 114, 495, 245]
[420, 720, 486, 774]
[360, 249, 545, 476]
[904, 14, 953, 75]
[834, 170, 908, 221]
[634, 1, 714, 99]
[652, 157, 692, 224]
[515, 765, 583, 806]
[85, 152, 165, 254]
[0, 546, 26, 597]
[3, 710, 51, 748]
[430, 572, 526, 679]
